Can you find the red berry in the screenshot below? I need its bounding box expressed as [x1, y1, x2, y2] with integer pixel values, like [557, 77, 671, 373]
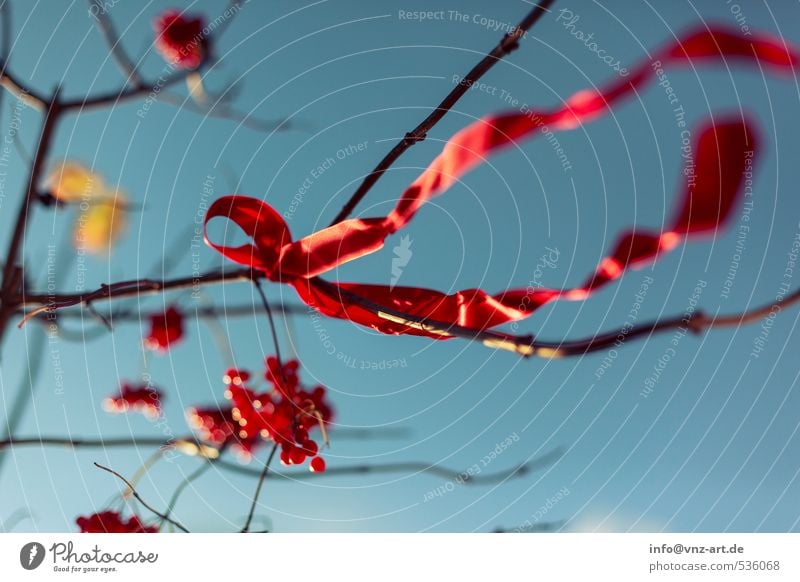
[301, 440, 318, 456]
[309, 456, 326, 473]
[290, 448, 306, 465]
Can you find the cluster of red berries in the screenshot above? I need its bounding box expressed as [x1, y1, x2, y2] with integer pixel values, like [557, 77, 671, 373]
[188, 358, 332, 471]
[76, 510, 157, 533]
[103, 383, 162, 419]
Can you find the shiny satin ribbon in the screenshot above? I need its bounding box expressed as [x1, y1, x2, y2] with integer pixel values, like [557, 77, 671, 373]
[205, 26, 793, 339]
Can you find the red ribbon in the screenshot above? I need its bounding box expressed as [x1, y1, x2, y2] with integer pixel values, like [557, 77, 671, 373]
[205, 26, 793, 339]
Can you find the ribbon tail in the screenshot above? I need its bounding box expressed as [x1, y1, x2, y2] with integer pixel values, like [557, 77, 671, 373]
[288, 117, 756, 339]
[386, 27, 793, 230]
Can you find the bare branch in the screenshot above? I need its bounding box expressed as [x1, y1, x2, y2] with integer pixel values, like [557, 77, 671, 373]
[218, 447, 564, 485]
[0, 434, 562, 484]
[0, 428, 411, 450]
[29, 301, 309, 323]
[94, 462, 190, 532]
[16, 267, 257, 325]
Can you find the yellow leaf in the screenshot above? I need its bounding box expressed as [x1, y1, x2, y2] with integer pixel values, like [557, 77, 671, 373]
[47, 161, 105, 202]
[74, 191, 127, 254]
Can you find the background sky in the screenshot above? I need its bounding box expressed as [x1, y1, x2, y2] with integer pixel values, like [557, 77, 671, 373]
[1, 0, 800, 533]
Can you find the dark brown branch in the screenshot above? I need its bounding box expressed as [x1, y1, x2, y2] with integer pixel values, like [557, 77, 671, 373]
[1, 96, 60, 285]
[61, 68, 198, 111]
[0, 428, 410, 450]
[94, 462, 190, 532]
[328, 0, 555, 225]
[0, 92, 62, 348]
[29, 301, 310, 322]
[17, 267, 257, 325]
[17, 265, 800, 357]
[311, 278, 800, 358]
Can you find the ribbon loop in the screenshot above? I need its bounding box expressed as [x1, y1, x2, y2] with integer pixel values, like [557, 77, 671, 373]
[204, 196, 292, 276]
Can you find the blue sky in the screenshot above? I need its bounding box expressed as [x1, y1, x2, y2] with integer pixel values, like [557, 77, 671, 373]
[1, 0, 799, 532]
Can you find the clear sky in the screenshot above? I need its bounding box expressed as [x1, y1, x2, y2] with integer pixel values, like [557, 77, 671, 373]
[1, 0, 799, 533]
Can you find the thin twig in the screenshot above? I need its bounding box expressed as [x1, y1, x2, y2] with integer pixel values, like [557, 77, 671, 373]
[328, 0, 555, 225]
[93, 462, 190, 533]
[239, 279, 287, 533]
[218, 446, 564, 484]
[253, 278, 285, 367]
[89, 0, 141, 85]
[240, 443, 278, 533]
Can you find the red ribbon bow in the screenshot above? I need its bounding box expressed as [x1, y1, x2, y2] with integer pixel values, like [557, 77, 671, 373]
[204, 27, 794, 340]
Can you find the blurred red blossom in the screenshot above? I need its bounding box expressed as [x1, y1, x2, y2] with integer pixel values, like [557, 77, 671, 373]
[76, 510, 157, 533]
[103, 382, 162, 419]
[154, 10, 206, 69]
[144, 306, 184, 352]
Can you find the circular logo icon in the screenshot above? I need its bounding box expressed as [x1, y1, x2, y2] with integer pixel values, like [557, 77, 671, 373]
[19, 542, 46, 570]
